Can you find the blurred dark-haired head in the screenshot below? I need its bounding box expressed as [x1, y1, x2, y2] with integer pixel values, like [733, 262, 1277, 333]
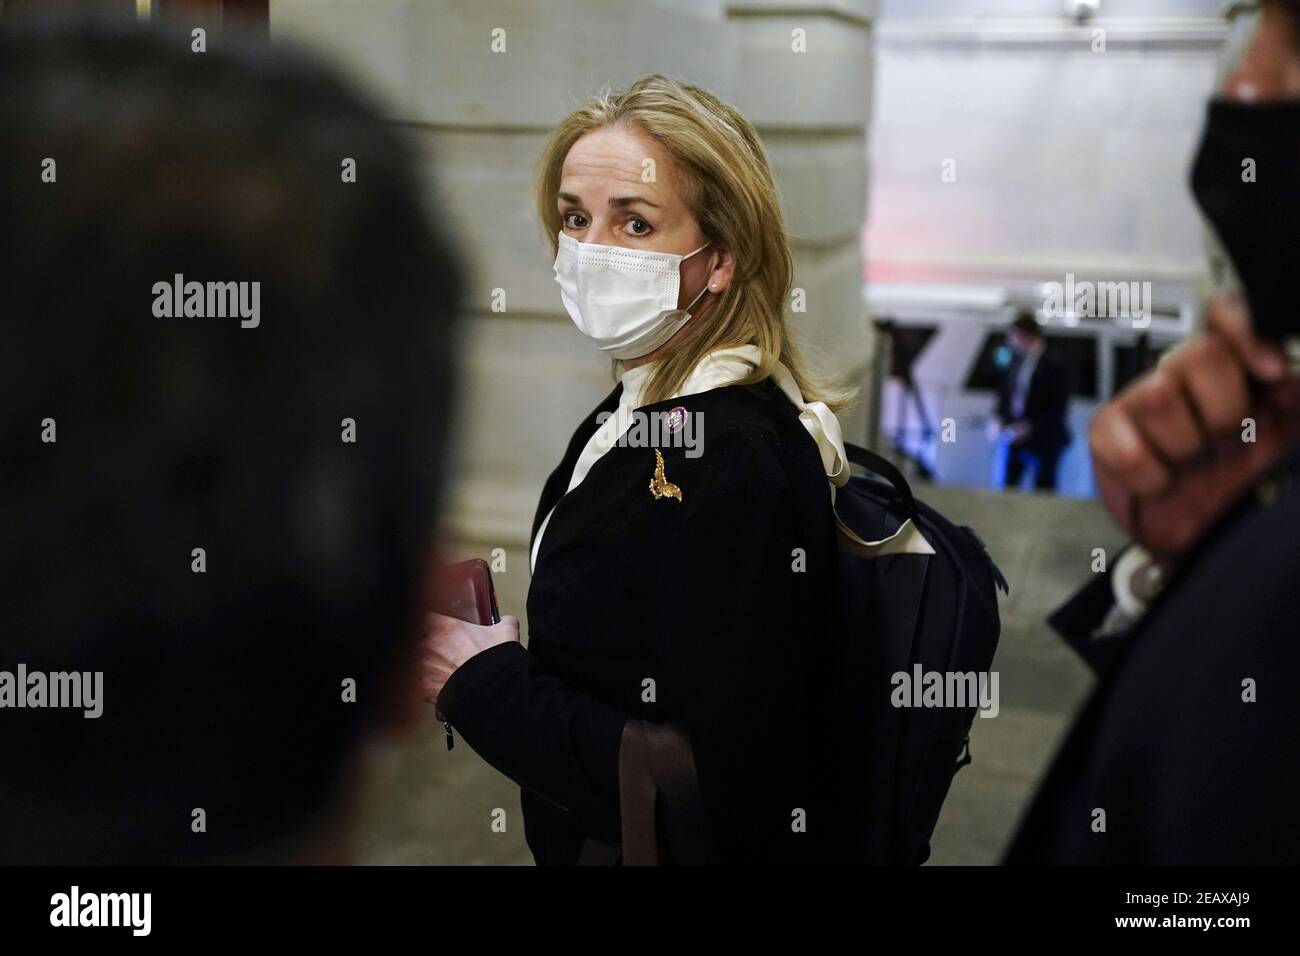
[1008, 312, 1043, 354]
[0, 13, 461, 863]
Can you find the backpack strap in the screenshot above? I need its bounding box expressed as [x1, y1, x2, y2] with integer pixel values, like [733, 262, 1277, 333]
[844, 442, 917, 517]
[836, 512, 937, 557]
[837, 444, 935, 556]
[577, 718, 719, 866]
[617, 718, 663, 864]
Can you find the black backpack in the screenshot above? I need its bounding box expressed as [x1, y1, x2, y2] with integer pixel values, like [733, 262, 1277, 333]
[829, 443, 1008, 865]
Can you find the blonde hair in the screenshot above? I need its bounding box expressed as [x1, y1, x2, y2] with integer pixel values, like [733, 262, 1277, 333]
[533, 73, 855, 411]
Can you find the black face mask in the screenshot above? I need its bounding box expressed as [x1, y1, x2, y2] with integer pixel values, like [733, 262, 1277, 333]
[1190, 98, 1300, 342]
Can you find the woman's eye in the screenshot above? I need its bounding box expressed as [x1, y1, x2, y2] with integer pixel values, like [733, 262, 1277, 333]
[627, 217, 652, 236]
[563, 212, 587, 230]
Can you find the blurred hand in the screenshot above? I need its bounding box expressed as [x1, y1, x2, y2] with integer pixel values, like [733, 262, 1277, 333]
[420, 613, 520, 704]
[1091, 294, 1300, 562]
[1009, 422, 1033, 444]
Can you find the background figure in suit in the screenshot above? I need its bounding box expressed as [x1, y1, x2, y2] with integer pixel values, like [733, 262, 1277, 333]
[1007, 0, 1300, 863]
[996, 313, 1073, 491]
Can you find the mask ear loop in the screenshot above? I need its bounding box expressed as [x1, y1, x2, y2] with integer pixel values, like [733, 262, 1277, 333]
[680, 241, 714, 314]
[683, 281, 711, 313]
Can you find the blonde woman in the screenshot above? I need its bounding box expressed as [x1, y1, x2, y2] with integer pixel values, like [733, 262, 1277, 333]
[422, 74, 858, 865]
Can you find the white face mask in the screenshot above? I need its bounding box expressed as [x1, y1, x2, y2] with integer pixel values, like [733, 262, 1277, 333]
[552, 231, 712, 360]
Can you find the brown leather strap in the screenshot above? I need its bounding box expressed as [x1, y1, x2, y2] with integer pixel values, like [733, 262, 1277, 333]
[618, 718, 664, 865]
[641, 720, 717, 865]
[578, 717, 719, 866]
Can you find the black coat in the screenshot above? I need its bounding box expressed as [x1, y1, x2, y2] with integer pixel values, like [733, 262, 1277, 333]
[996, 348, 1073, 454]
[438, 377, 846, 864]
[1005, 442, 1300, 864]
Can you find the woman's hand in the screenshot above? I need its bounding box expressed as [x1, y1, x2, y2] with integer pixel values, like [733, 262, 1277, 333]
[420, 613, 520, 705]
[1090, 294, 1300, 562]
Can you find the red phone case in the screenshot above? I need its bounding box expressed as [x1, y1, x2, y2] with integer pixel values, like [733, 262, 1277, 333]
[428, 559, 500, 750]
[430, 558, 500, 627]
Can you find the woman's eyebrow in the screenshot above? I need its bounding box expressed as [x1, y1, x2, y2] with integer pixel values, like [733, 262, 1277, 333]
[556, 191, 660, 209]
[609, 195, 660, 209]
